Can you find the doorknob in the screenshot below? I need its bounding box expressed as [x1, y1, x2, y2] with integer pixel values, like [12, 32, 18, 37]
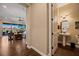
[52, 46, 53, 49]
[51, 18, 53, 21]
[52, 33, 53, 35]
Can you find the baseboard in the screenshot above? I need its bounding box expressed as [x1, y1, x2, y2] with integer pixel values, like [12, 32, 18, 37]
[31, 46, 46, 56]
[66, 43, 79, 48]
[27, 45, 32, 49]
[75, 45, 79, 48]
[58, 41, 71, 46]
[48, 53, 52, 56]
[58, 41, 79, 48]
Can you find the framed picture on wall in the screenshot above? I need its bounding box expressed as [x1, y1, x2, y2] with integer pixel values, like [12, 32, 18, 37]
[62, 20, 69, 33]
[75, 21, 79, 29]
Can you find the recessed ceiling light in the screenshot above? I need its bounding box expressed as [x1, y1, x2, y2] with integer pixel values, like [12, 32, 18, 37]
[2, 5, 7, 8]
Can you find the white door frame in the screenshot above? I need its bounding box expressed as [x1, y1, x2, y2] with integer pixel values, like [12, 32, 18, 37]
[48, 3, 52, 56]
[48, 3, 59, 56]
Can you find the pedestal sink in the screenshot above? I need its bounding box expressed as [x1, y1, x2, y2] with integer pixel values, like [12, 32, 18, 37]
[59, 33, 70, 46]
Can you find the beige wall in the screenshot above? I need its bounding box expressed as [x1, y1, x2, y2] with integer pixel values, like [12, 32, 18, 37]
[27, 4, 49, 55]
[58, 4, 79, 43]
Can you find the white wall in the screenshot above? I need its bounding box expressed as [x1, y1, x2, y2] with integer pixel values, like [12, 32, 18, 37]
[26, 4, 49, 55]
[30, 4, 48, 55]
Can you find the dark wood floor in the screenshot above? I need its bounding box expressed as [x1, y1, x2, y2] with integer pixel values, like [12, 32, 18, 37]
[0, 36, 40, 56]
[1, 36, 79, 56]
[54, 43, 79, 56]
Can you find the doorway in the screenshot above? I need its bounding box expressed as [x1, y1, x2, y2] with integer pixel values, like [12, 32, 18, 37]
[0, 3, 27, 55]
[50, 3, 79, 56]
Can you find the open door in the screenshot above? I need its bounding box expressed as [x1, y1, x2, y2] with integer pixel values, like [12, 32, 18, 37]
[51, 17, 58, 55]
[48, 3, 58, 56]
[51, 4, 58, 55]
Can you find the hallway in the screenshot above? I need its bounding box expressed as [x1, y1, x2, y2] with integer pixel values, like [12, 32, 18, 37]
[0, 36, 40, 56]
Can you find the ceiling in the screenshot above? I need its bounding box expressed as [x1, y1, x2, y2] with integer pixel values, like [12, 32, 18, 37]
[0, 3, 27, 25]
[56, 3, 69, 8]
[59, 4, 79, 17]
